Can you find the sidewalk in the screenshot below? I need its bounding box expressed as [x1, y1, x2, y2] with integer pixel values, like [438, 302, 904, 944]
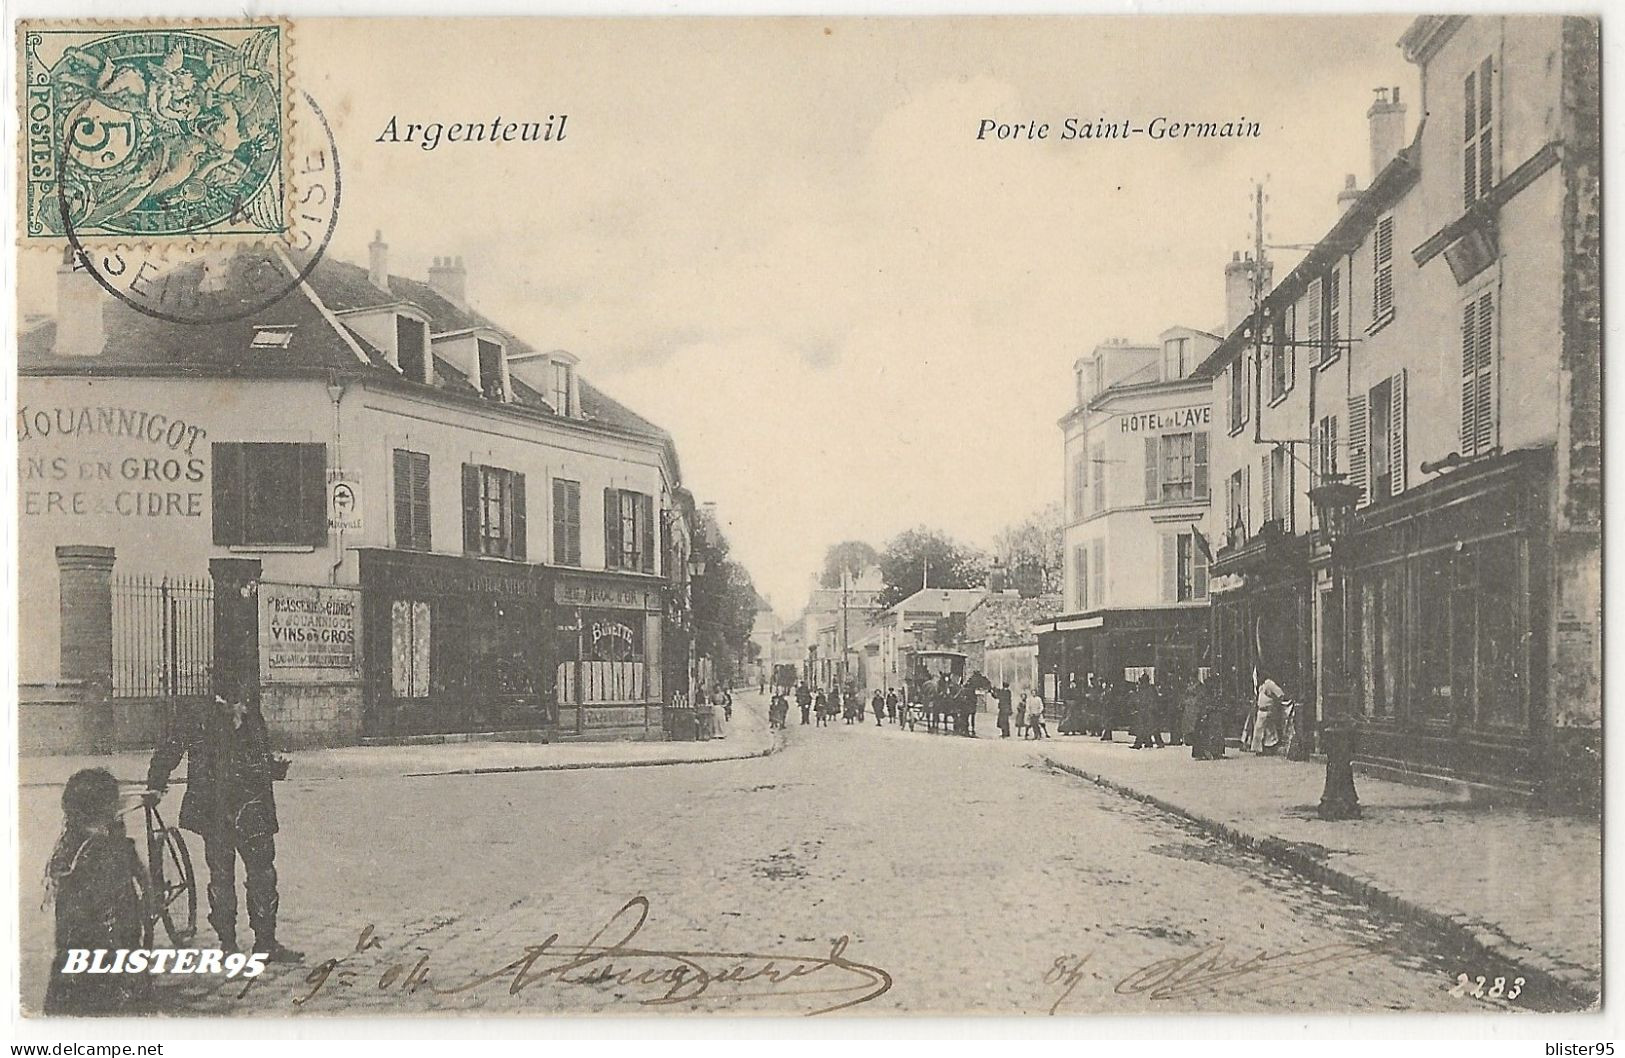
[1032, 734, 1601, 1004]
[19, 691, 779, 787]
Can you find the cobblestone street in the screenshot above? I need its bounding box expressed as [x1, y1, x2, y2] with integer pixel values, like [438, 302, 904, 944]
[19, 700, 1572, 1018]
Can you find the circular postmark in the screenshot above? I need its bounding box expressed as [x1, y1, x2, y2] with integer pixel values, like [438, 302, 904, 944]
[56, 89, 342, 326]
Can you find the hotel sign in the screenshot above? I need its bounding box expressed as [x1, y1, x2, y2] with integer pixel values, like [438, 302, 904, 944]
[1119, 406, 1211, 433]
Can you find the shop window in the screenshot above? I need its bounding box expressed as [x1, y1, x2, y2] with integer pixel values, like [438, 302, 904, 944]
[212, 442, 327, 547]
[1359, 569, 1402, 719]
[552, 478, 582, 566]
[390, 599, 431, 698]
[461, 463, 526, 560]
[1144, 431, 1208, 504]
[396, 315, 428, 382]
[603, 487, 655, 572]
[1415, 551, 1454, 721]
[1460, 291, 1497, 456]
[393, 449, 431, 552]
[1464, 56, 1495, 207]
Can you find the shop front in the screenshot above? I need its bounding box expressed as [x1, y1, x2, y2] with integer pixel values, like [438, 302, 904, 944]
[1037, 607, 1208, 723]
[1208, 530, 1314, 735]
[552, 571, 666, 741]
[359, 548, 553, 738]
[1343, 448, 1552, 792]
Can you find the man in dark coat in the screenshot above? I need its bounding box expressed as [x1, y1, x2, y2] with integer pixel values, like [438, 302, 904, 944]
[146, 693, 302, 961]
[796, 682, 812, 725]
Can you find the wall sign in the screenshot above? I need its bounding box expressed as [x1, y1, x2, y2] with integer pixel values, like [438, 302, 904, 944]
[328, 468, 362, 531]
[555, 576, 661, 612]
[18, 404, 209, 519]
[260, 583, 362, 683]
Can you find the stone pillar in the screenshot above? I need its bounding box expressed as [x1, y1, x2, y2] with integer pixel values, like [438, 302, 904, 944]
[210, 558, 262, 706]
[56, 545, 116, 751]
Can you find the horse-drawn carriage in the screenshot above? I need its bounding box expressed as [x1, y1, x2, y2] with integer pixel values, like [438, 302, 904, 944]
[903, 650, 980, 736]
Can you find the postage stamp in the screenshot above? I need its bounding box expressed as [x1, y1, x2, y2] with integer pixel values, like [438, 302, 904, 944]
[20, 20, 292, 242]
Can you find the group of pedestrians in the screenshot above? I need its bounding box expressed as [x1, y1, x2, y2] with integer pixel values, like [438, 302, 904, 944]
[1028, 669, 1229, 759]
[993, 684, 1049, 740]
[773, 682, 908, 729]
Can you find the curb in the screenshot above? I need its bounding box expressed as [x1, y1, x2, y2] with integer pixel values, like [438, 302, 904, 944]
[406, 722, 789, 778]
[1040, 754, 1600, 1011]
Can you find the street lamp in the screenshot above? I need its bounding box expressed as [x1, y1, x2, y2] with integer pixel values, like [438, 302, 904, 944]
[1309, 473, 1363, 821]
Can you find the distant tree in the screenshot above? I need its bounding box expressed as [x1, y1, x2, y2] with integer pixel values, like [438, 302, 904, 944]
[691, 517, 759, 687]
[818, 540, 881, 588]
[877, 526, 987, 609]
[991, 501, 1064, 593]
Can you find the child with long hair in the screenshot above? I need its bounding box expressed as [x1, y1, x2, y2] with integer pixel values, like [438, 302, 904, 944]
[42, 768, 149, 1015]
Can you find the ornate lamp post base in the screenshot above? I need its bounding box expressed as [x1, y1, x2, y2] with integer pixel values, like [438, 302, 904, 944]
[1318, 721, 1362, 820]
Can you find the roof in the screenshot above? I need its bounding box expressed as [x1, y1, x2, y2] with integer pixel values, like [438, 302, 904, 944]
[21, 246, 676, 452]
[967, 591, 1063, 648]
[889, 587, 986, 616]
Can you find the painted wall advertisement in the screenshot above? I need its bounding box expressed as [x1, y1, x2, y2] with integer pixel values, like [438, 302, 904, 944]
[259, 582, 362, 684]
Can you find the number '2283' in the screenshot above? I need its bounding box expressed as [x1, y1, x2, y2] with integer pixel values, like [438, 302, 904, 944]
[1450, 973, 1523, 1000]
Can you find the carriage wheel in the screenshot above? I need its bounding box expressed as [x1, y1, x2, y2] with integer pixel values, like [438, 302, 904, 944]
[156, 827, 198, 946]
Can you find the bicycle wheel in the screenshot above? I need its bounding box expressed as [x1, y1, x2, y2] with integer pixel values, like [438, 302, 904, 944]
[156, 827, 198, 946]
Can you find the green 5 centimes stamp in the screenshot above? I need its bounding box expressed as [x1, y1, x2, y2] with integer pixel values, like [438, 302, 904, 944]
[22, 21, 291, 241]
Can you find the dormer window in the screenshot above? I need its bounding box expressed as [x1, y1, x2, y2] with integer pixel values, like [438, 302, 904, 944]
[396, 315, 428, 382]
[551, 362, 573, 416]
[477, 338, 506, 401]
[250, 326, 294, 349]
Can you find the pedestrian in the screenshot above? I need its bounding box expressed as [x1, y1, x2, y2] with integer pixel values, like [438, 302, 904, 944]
[1191, 671, 1227, 760]
[147, 687, 303, 962]
[1159, 672, 1181, 746]
[886, 687, 899, 724]
[719, 686, 734, 723]
[871, 689, 885, 727]
[1061, 675, 1086, 735]
[1250, 672, 1288, 755]
[814, 689, 829, 727]
[996, 683, 1012, 738]
[797, 682, 812, 725]
[1015, 693, 1028, 739]
[1027, 691, 1050, 739]
[1100, 678, 1120, 743]
[1179, 671, 1203, 751]
[1130, 674, 1164, 749]
[43, 768, 149, 1015]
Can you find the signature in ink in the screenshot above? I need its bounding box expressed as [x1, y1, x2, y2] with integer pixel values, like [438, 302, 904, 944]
[294, 896, 892, 1017]
[1043, 953, 1093, 1015]
[1115, 940, 1388, 1001]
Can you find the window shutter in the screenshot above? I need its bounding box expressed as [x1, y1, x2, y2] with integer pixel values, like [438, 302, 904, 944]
[1329, 415, 1339, 476]
[1075, 545, 1088, 610]
[1160, 535, 1177, 603]
[552, 480, 567, 564]
[1389, 371, 1407, 496]
[1373, 217, 1394, 320]
[462, 463, 480, 554]
[1193, 537, 1209, 599]
[1326, 270, 1340, 354]
[1260, 453, 1273, 525]
[1307, 279, 1322, 350]
[1193, 432, 1209, 501]
[603, 487, 620, 569]
[1144, 437, 1159, 503]
[639, 494, 655, 572]
[1309, 419, 1322, 477]
[510, 472, 527, 561]
[394, 450, 412, 549]
[1475, 292, 1495, 453]
[211, 443, 243, 545]
[1348, 393, 1369, 506]
[302, 443, 328, 546]
[1092, 539, 1104, 610]
[567, 484, 581, 564]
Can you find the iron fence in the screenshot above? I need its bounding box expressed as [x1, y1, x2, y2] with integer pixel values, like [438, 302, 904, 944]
[111, 574, 213, 698]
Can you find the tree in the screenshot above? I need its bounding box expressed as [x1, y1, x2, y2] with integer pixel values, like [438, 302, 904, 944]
[877, 526, 987, 608]
[991, 501, 1064, 593]
[818, 540, 881, 587]
[690, 521, 759, 687]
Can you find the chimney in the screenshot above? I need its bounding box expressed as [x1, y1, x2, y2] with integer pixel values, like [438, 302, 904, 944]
[1337, 173, 1362, 214]
[1224, 251, 1275, 336]
[368, 230, 389, 290]
[1367, 86, 1407, 181]
[428, 254, 467, 308]
[53, 248, 106, 357]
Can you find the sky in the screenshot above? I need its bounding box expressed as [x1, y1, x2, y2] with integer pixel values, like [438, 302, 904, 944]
[19, 15, 1418, 619]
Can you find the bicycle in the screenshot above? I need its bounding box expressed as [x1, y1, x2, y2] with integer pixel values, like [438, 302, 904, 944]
[121, 789, 197, 947]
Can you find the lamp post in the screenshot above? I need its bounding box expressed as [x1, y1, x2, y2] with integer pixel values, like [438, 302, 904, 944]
[1309, 473, 1362, 821]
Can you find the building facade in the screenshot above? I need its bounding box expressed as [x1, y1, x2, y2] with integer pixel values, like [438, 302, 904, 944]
[1195, 15, 1601, 806]
[21, 238, 696, 748]
[1036, 329, 1220, 703]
